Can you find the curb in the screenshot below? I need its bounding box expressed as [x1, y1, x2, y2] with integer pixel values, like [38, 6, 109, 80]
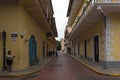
[0, 57, 55, 77]
[0, 67, 43, 77]
[69, 55, 120, 77]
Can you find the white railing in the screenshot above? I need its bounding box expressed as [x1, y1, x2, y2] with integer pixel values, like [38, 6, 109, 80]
[78, 0, 120, 24]
[70, 0, 120, 37]
[95, 0, 120, 3]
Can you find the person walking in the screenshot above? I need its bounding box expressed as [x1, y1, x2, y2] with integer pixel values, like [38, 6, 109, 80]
[6, 50, 15, 72]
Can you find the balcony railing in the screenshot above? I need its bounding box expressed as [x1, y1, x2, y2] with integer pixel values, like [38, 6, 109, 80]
[70, 0, 120, 36]
[35, 0, 55, 32]
[95, 0, 120, 3]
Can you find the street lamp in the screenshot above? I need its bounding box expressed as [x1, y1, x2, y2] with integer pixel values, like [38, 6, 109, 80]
[2, 30, 6, 71]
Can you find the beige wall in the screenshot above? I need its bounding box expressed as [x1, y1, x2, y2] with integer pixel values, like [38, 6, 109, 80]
[0, 3, 56, 70]
[110, 14, 120, 61]
[71, 13, 120, 62]
[18, 6, 48, 70]
[0, 3, 20, 70]
[72, 17, 105, 61]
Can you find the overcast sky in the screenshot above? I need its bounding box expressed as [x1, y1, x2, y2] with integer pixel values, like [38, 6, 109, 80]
[51, 0, 69, 41]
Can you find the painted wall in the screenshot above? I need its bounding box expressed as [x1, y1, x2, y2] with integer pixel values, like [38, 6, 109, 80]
[18, 6, 49, 70]
[68, 0, 120, 68]
[0, 3, 20, 70]
[72, 18, 105, 61]
[110, 14, 120, 61]
[71, 13, 120, 62]
[0, 3, 56, 70]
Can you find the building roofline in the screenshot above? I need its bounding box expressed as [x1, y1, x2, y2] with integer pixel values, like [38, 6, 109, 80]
[50, 0, 54, 15]
[67, 0, 74, 17]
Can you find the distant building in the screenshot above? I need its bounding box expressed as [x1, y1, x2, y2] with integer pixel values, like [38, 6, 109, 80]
[60, 38, 65, 52]
[65, 0, 120, 69]
[64, 26, 72, 54]
[0, 0, 58, 71]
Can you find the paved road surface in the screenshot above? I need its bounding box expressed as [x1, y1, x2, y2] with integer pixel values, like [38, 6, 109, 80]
[1, 52, 120, 80]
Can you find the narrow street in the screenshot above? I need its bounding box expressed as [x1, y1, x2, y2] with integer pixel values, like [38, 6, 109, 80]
[1, 52, 120, 80]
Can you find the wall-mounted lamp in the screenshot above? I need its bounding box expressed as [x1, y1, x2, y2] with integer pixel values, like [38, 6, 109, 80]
[20, 32, 24, 38]
[20, 31, 26, 39]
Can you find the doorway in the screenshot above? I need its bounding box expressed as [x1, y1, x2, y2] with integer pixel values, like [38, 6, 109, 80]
[78, 43, 80, 56]
[67, 47, 71, 54]
[93, 35, 99, 62]
[42, 41, 45, 58]
[84, 40, 87, 58]
[29, 35, 37, 66]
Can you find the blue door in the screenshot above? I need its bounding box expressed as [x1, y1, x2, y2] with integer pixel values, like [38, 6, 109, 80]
[34, 41, 37, 61]
[29, 36, 37, 66]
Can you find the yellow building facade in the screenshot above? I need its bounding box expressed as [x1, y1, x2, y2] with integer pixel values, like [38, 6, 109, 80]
[60, 38, 65, 52]
[65, 0, 120, 68]
[0, 0, 58, 71]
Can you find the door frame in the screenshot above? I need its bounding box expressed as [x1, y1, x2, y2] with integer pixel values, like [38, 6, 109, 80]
[84, 40, 87, 58]
[78, 42, 80, 56]
[42, 41, 45, 58]
[93, 35, 100, 62]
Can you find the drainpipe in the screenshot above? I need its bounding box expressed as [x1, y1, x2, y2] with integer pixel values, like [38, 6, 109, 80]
[2, 30, 6, 71]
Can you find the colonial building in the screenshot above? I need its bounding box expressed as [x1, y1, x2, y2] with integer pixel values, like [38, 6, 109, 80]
[60, 38, 65, 52]
[0, 0, 58, 71]
[64, 26, 72, 54]
[65, 0, 120, 68]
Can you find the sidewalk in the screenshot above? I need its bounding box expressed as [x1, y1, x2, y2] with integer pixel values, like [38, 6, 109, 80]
[0, 57, 55, 77]
[69, 54, 120, 77]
